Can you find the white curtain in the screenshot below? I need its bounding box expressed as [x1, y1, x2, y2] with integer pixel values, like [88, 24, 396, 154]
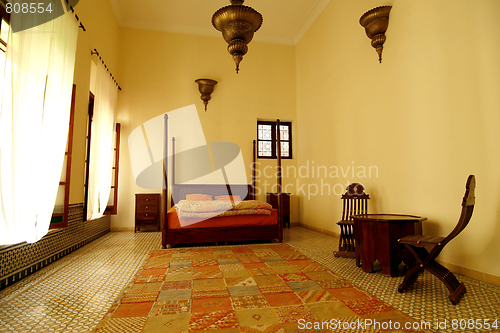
[86, 59, 118, 220]
[0, 12, 78, 245]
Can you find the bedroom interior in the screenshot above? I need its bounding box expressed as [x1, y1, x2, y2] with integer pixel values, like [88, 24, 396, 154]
[0, 0, 500, 332]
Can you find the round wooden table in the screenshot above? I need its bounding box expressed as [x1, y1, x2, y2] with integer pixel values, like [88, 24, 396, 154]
[352, 214, 427, 277]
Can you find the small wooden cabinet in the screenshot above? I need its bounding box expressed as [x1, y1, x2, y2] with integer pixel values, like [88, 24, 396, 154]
[266, 193, 291, 228]
[135, 193, 160, 232]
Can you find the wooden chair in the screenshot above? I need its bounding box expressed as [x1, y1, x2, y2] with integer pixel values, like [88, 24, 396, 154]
[397, 175, 475, 305]
[334, 183, 369, 259]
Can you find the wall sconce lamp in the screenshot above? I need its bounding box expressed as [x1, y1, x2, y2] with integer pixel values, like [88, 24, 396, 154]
[212, 0, 263, 73]
[360, 6, 392, 63]
[195, 79, 218, 111]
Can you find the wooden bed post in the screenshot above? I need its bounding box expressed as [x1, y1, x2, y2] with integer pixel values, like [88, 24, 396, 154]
[276, 119, 283, 239]
[161, 114, 169, 248]
[171, 137, 176, 208]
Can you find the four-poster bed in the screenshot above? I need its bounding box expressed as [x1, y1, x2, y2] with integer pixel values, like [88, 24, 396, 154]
[160, 116, 285, 248]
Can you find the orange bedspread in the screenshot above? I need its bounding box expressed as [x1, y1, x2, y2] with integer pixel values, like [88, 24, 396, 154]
[167, 206, 278, 229]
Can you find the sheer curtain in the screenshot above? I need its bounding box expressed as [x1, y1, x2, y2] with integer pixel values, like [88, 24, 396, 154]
[0, 12, 78, 245]
[86, 59, 118, 220]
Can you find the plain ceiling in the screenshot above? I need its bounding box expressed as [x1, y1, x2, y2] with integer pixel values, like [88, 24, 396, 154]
[108, 0, 331, 45]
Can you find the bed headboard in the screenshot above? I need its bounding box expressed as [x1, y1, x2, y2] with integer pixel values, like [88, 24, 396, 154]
[171, 184, 253, 203]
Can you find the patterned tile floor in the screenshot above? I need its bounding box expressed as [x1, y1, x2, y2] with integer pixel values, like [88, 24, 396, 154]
[287, 227, 500, 333]
[0, 226, 498, 332]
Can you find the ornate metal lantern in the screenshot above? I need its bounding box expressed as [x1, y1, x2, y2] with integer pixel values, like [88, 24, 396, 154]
[360, 6, 392, 63]
[212, 0, 263, 73]
[195, 79, 218, 111]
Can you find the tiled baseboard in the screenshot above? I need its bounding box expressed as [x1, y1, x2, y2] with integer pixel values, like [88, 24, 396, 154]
[298, 221, 500, 287]
[110, 227, 134, 231]
[0, 204, 110, 291]
[439, 261, 500, 287]
[298, 221, 339, 238]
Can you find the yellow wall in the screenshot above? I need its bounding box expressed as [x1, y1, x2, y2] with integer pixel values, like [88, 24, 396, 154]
[113, 28, 297, 230]
[296, 0, 500, 278]
[69, 0, 120, 204]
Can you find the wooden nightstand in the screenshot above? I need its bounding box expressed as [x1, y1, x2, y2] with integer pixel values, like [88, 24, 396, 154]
[266, 193, 291, 228]
[135, 193, 160, 232]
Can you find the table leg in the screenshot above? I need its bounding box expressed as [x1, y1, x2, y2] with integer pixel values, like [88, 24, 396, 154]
[377, 223, 394, 276]
[362, 253, 374, 272]
[354, 220, 363, 268]
[386, 252, 403, 277]
[361, 221, 377, 273]
[386, 222, 419, 277]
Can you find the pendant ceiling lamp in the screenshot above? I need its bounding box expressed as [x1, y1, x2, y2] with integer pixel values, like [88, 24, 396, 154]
[212, 0, 263, 73]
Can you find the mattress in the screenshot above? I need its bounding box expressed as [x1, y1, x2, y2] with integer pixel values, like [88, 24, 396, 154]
[167, 206, 278, 229]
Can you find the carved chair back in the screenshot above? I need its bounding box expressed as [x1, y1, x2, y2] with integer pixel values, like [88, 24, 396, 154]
[334, 183, 369, 259]
[429, 175, 475, 259]
[341, 183, 370, 221]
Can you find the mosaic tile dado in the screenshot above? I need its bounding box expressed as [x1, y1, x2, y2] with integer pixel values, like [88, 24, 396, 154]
[0, 204, 110, 291]
[0, 227, 498, 332]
